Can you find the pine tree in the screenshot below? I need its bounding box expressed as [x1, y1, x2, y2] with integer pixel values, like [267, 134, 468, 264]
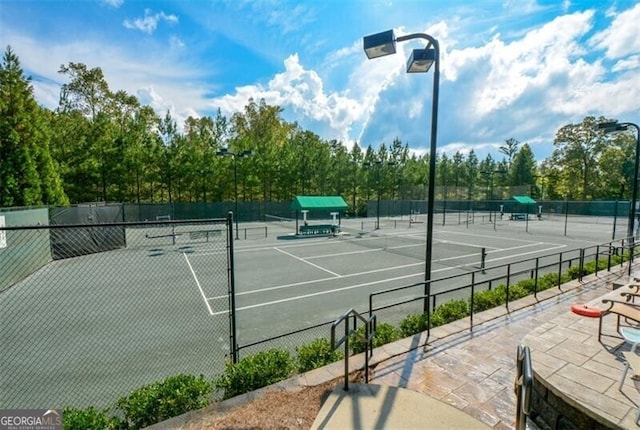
[0, 46, 67, 207]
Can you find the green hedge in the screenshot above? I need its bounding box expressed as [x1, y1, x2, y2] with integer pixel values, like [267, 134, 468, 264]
[215, 349, 294, 400]
[62, 406, 121, 430]
[296, 338, 343, 373]
[117, 374, 212, 429]
[350, 322, 402, 354]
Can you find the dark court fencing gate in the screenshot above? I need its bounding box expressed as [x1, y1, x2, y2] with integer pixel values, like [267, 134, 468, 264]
[0, 213, 235, 409]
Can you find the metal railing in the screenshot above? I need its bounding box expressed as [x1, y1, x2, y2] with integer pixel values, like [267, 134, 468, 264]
[331, 308, 376, 391]
[367, 237, 634, 336]
[229, 237, 634, 377]
[515, 345, 533, 430]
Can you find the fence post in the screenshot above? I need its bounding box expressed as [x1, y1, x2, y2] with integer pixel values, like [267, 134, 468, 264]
[227, 211, 238, 364]
[534, 257, 539, 297]
[506, 264, 511, 311]
[564, 198, 569, 236]
[470, 272, 475, 331]
[595, 245, 600, 275]
[558, 252, 563, 289]
[344, 319, 350, 391]
[612, 200, 618, 240]
[579, 248, 585, 281]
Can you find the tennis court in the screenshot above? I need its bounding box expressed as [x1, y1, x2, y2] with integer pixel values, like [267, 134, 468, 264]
[0, 220, 232, 409]
[220, 214, 620, 349]
[0, 213, 622, 409]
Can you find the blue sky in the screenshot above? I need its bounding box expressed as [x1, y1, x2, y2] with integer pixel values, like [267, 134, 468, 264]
[1, 0, 639, 162]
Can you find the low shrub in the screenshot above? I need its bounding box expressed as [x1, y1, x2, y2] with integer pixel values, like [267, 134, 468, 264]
[610, 254, 623, 265]
[350, 322, 402, 354]
[296, 338, 343, 373]
[567, 264, 586, 280]
[431, 299, 469, 327]
[62, 406, 120, 430]
[399, 313, 428, 337]
[585, 258, 611, 274]
[471, 288, 503, 313]
[117, 373, 212, 429]
[516, 278, 536, 294]
[537, 273, 559, 290]
[504, 284, 530, 301]
[215, 349, 294, 400]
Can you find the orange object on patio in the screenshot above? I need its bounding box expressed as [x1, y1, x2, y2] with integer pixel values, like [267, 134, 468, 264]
[571, 303, 602, 318]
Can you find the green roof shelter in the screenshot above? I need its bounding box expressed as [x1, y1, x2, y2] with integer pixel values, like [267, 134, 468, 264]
[511, 195, 538, 230]
[291, 196, 348, 235]
[291, 196, 348, 211]
[512, 196, 536, 204]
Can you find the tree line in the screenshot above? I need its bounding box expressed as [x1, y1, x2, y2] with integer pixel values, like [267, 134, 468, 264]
[1, 46, 636, 214]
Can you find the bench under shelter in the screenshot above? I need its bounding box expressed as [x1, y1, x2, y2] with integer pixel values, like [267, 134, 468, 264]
[291, 196, 348, 236]
[509, 195, 539, 220]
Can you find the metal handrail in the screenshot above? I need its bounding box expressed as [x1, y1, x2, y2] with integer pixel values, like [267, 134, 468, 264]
[331, 308, 376, 391]
[514, 345, 533, 430]
[368, 236, 632, 337]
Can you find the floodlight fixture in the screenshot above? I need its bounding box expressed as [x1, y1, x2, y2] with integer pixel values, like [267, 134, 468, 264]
[597, 121, 629, 133]
[363, 30, 397, 59]
[407, 49, 435, 73]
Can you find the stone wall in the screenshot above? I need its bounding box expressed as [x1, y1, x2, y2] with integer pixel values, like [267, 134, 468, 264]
[529, 374, 616, 430]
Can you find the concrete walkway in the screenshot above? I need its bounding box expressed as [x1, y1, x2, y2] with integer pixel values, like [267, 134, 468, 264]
[310, 383, 492, 429]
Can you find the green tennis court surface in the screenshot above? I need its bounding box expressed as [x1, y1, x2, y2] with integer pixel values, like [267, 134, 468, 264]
[0, 215, 621, 409]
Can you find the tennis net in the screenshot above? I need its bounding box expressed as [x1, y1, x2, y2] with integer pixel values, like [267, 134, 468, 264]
[264, 214, 298, 235]
[337, 226, 485, 269]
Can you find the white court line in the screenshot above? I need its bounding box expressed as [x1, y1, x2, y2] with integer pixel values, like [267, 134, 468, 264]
[207, 243, 570, 314]
[437, 229, 547, 244]
[274, 247, 342, 277]
[485, 242, 545, 254]
[183, 252, 214, 315]
[306, 238, 525, 261]
[484, 243, 567, 263]
[436, 239, 500, 250]
[209, 271, 424, 315]
[207, 242, 566, 300]
[207, 261, 424, 300]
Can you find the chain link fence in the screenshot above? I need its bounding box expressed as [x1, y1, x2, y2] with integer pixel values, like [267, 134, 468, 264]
[0, 215, 233, 409]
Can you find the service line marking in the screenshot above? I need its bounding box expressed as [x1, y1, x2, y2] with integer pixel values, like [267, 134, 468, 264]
[183, 252, 214, 315]
[274, 247, 342, 277]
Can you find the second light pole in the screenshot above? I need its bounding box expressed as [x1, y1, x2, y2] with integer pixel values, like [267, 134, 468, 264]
[364, 29, 440, 316]
[597, 120, 640, 240]
[217, 148, 254, 240]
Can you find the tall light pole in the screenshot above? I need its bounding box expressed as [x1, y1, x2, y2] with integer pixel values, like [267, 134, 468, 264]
[597, 120, 640, 241]
[364, 160, 394, 229]
[216, 148, 254, 240]
[364, 29, 440, 316]
[481, 169, 506, 221]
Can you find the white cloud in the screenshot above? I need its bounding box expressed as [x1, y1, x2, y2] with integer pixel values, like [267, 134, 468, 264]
[211, 53, 366, 146]
[589, 3, 640, 59]
[3, 28, 210, 133]
[446, 10, 596, 119]
[169, 36, 185, 50]
[123, 9, 179, 35]
[612, 55, 640, 73]
[101, 0, 123, 7]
